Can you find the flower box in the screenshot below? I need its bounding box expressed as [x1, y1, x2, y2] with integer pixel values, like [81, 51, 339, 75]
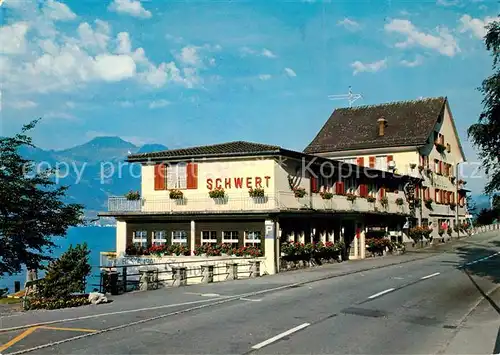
[346, 193, 357, 202]
[169, 189, 183, 199]
[125, 190, 140, 200]
[418, 165, 424, 172]
[449, 202, 456, 210]
[209, 187, 225, 199]
[424, 198, 433, 209]
[248, 187, 265, 198]
[320, 191, 333, 200]
[410, 163, 417, 169]
[395, 197, 404, 206]
[380, 196, 389, 208]
[293, 187, 306, 198]
[367, 196, 376, 203]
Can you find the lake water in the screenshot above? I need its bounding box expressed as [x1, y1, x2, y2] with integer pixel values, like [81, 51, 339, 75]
[0, 226, 116, 293]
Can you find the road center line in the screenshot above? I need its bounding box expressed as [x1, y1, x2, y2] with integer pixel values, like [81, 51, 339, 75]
[367, 288, 395, 299]
[421, 272, 440, 280]
[251, 323, 311, 349]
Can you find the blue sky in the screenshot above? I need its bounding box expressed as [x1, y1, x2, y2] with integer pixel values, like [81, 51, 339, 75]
[0, 0, 498, 194]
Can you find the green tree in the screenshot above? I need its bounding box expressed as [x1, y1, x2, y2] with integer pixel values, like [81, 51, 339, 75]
[0, 119, 84, 275]
[468, 18, 500, 194]
[38, 243, 91, 299]
[493, 194, 500, 212]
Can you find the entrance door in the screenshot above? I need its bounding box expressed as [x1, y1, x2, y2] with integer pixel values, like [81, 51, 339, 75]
[342, 220, 356, 260]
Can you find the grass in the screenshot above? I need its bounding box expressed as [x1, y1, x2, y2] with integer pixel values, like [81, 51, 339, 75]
[0, 297, 22, 304]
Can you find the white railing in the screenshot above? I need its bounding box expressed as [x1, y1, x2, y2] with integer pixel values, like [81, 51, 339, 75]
[472, 223, 500, 234]
[108, 191, 414, 216]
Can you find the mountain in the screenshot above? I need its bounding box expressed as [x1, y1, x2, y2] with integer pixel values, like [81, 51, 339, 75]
[18, 137, 168, 217]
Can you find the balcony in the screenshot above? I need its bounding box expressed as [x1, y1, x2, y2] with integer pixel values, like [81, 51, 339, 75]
[426, 203, 468, 216]
[107, 191, 411, 216]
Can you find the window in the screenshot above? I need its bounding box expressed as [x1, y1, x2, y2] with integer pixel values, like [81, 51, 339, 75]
[172, 230, 188, 245]
[368, 183, 377, 196]
[167, 163, 187, 189]
[245, 231, 261, 247]
[152, 230, 167, 246]
[201, 231, 217, 246]
[343, 158, 356, 165]
[434, 160, 439, 173]
[132, 230, 148, 247]
[344, 176, 357, 193]
[375, 156, 386, 170]
[222, 231, 239, 248]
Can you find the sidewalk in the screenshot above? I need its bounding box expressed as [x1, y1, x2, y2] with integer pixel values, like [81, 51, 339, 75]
[442, 286, 500, 355]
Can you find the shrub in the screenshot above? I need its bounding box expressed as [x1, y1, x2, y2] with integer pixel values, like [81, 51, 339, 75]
[320, 191, 333, 200]
[169, 189, 183, 199]
[408, 226, 432, 242]
[125, 190, 140, 200]
[209, 187, 225, 198]
[346, 193, 357, 202]
[38, 243, 91, 300]
[249, 187, 265, 197]
[293, 187, 306, 198]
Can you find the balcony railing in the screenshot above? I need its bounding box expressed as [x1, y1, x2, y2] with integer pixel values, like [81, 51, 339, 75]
[108, 191, 412, 216]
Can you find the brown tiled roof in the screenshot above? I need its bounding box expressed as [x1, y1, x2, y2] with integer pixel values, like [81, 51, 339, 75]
[127, 141, 282, 162]
[304, 97, 447, 154]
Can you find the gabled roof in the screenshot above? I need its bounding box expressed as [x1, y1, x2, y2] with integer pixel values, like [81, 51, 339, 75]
[304, 97, 448, 154]
[127, 141, 282, 162]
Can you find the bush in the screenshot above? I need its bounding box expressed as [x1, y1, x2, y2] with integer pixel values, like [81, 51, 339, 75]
[38, 243, 91, 300]
[24, 295, 90, 310]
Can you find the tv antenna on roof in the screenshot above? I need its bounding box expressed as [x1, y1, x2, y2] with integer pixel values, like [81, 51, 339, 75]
[328, 86, 363, 107]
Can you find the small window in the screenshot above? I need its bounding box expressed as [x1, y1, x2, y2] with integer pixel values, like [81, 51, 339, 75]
[245, 231, 261, 247]
[133, 230, 148, 247]
[167, 163, 187, 189]
[375, 156, 386, 170]
[152, 230, 167, 246]
[201, 231, 217, 245]
[172, 230, 188, 245]
[222, 231, 239, 248]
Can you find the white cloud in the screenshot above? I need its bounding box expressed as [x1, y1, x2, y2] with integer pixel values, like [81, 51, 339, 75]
[337, 18, 360, 31]
[8, 100, 38, 109]
[261, 48, 277, 58]
[176, 46, 202, 67]
[239, 47, 277, 58]
[0, 22, 29, 54]
[93, 54, 136, 81]
[43, 0, 77, 21]
[400, 55, 424, 67]
[437, 0, 460, 6]
[351, 59, 387, 75]
[116, 32, 132, 54]
[284, 67, 297, 77]
[44, 112, 77, 120]
[76, 20, 111, 52]
[384, 19, 460, 57]
[459, 14, 499, 39]
[149, 99, 170, 109]
[258, 74, 272, 80]
[108, 0, 152, 19]
[119, 101, 134, 108]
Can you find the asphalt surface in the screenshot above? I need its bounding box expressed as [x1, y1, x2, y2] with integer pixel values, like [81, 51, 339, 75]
[1, 231, 499, 354]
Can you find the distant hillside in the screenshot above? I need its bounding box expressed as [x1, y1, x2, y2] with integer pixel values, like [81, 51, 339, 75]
[19, 137, 168, 214]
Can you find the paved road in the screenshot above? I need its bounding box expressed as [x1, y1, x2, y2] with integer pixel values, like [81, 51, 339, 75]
[1, 231, 500, 354]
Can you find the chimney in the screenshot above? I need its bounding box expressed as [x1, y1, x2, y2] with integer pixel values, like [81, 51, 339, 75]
[377, 117, 387, 137]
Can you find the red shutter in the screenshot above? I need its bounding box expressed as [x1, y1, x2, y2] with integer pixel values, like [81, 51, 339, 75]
[440, 190, 444, 204]
[362, 184, 368, 197]
[440, 135, 444, 144]
[357, 157, 364, 166]
[186, 163, 198, 189]
[387, 155, 393, 163]
[311, 176, 319, 193]
[154, 163, 166, 190]
[426, 188, 430, 200]
[415, 185, 420, 198]
[369, 156, 375, 168]
[439, 161, 443, 174]
[435, 189, 439, 203]
[336, 181, 344, 195]
[450, 192, 455, 204]
[379, 187, 385, 199]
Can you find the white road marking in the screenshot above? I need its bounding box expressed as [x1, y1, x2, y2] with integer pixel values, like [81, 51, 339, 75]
[251, 323, 311, 349]
[239, 297, 262, 302]
[367, 288, 395, 299]
[464, 251, 500, 266]
[420, 272, 440, 280]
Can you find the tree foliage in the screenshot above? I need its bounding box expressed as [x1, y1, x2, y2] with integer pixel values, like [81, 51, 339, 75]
[468, 18, 500, 194]
[0, 119, 84, 275]
[38, 243, 91, 299]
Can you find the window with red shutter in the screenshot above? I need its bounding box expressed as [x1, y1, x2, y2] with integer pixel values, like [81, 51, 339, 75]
[186, 163, 198, 189]
[154, 163, 166, 190]
[369, 156, 375, 168]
